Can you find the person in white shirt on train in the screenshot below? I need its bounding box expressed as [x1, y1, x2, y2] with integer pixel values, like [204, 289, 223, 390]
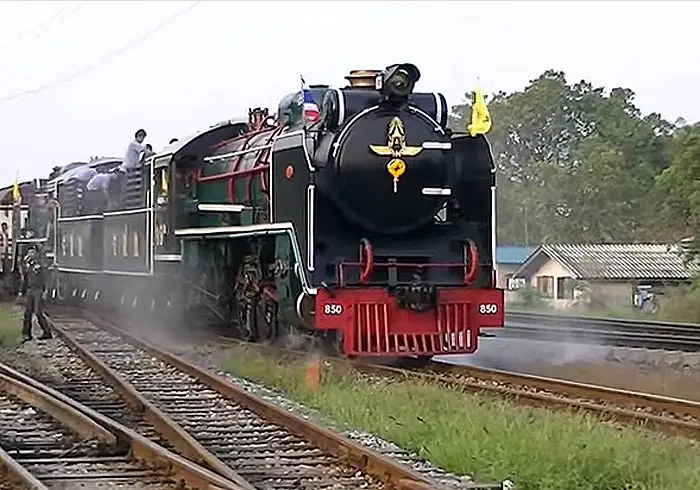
[113, 129, 155, 200]
[120, 129, 150, 172]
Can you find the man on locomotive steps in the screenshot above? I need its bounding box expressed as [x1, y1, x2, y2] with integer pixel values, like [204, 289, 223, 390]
[18, 246, 52, 343]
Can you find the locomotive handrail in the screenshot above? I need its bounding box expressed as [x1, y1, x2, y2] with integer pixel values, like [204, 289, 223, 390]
[196, 165, 270, 204]
[209, 127, 273, 151]
[338, 258, 480, 287]
[464, 240, 479, 285]
[358, 238, 374, 284]
[196, 126, 283, 206]
[202, 143, 273, 163]
[338, 240, 481, 287]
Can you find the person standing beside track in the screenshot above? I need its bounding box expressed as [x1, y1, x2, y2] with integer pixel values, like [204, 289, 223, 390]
[0, 222, 9, 299]
[18, 246, 52, 343]
[0, 222, 9, 273]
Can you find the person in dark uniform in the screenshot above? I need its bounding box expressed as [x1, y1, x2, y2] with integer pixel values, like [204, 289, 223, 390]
[18, 247, 52, 342]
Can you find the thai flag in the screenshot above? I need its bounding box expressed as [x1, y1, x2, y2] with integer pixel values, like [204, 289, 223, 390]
[301, 77, 320, 123]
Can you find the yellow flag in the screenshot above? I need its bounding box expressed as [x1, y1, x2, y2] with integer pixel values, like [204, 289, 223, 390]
[12, 172, 20, 203]
[467, 87, 492, 136]
[161, 169, 168, 194]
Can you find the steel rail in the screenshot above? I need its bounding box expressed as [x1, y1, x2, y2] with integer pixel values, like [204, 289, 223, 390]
[0, 368, 115, 444]
[43, 313, 256, 490]
[82, 310, 510, 490]
[0, 361, 242, 490]
[0, 444, 47, 490]
[503, 310, 700, 350]
[507, 310, 700, 331]
[496, 325, 700, 351]
[0, 366, 111, 490]
[390, 361, 700, 438]
[215, 337, 700, 440]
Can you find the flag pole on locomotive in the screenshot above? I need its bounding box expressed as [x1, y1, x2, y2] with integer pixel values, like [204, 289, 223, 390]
[300, 76, 320, 125]
[466, 81, 496, 292]
[467, 82, 492, 136]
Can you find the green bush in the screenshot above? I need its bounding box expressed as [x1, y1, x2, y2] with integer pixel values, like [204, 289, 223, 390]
[657, 284, 700, 323]
[0, 304, 20, 345]
[512, 286, 548, 309]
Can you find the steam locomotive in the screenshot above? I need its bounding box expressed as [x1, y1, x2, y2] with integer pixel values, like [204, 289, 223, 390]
[23, 63, 505, 359]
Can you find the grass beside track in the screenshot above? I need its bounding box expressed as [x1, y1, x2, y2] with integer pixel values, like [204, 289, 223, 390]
[223, 345, 700, 490]
[0, 303, 19, 345]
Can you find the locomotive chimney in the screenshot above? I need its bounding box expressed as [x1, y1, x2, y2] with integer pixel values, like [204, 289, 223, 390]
[344, 69, 380, 89]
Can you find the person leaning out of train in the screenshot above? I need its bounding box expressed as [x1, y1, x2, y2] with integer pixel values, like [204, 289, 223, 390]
[31, 195, 52, 239]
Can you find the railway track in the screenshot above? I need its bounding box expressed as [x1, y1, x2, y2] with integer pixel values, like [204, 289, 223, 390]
[17, 309, 510, 490]
[214, 337, 700, 440]
[502, 311, 700, 351]
[0, 360, 237, 490]
[377, 360, 700, 439]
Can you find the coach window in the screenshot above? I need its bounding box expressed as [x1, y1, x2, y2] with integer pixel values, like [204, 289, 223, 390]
[69, 233, 75, 257]
[121, 225, 128, 257]
[132, 231, 140, 257]
[61, 236, 68, 256]
[112, 233, 118, 256]
[77, 235, 83, 257]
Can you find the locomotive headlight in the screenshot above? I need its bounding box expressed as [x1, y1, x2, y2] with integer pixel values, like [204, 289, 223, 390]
[377, 63, 421, 101]
[387, 69, 412, 96]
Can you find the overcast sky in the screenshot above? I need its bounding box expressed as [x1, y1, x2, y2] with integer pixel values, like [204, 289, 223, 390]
[0, 0, 697, 184]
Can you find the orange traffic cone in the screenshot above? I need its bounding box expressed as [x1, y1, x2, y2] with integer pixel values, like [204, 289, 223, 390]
[304, 357, 323, 391]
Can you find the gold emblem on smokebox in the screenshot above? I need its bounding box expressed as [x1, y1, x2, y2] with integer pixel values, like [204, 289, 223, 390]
[369, 116, 423, 193]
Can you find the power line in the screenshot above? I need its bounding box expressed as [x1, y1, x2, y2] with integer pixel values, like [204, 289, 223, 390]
[0, 2, 87, 54]
[0, 1, 201, 103]
[0, 4, 75, 49]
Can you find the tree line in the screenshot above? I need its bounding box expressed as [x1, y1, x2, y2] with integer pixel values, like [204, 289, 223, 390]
[450, 70, 700, 246]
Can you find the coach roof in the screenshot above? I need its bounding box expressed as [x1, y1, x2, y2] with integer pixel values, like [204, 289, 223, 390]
[152, 118, 249, 169]
[49, 157, 122, 185]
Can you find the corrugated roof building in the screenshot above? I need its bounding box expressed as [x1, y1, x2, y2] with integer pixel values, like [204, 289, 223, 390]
[497, 246, 537, 265]
[495, 246, 537, 290]
[512, 243, 699, 309]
